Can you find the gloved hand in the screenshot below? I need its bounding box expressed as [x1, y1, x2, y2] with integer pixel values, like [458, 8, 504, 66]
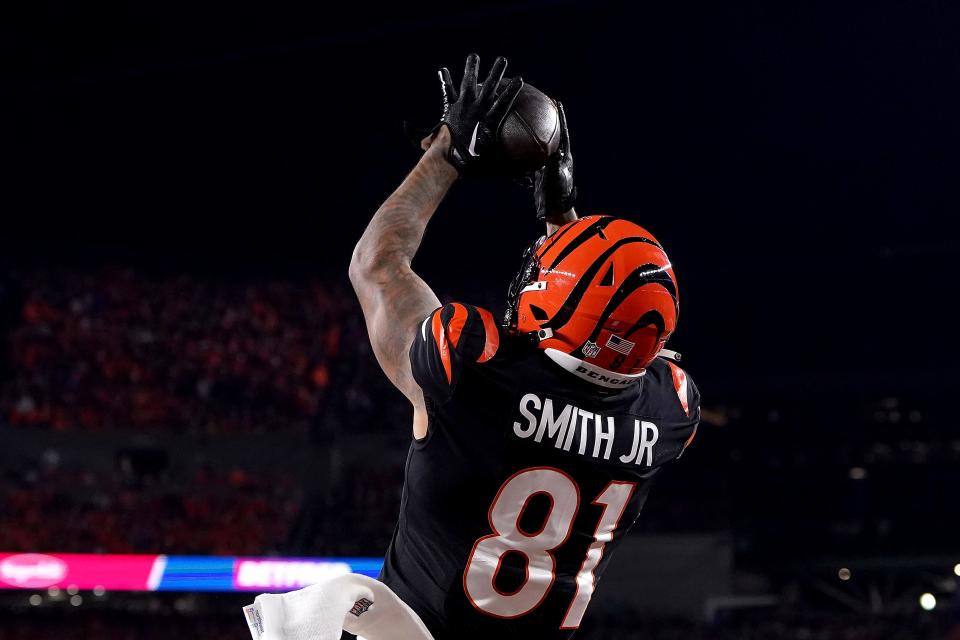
[432, 54, 524, 175]
[533, 102, 577, 219]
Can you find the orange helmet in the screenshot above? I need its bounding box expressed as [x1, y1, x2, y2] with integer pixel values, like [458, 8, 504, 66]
[505, 216, 678, 388]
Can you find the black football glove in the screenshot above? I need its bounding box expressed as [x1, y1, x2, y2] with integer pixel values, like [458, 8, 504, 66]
[533, 101, 577, 219]
[434, 54, 524, 174]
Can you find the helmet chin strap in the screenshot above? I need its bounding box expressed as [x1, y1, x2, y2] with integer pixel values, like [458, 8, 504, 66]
[656, 348, 682, 362]
[542, 348, 645, 389]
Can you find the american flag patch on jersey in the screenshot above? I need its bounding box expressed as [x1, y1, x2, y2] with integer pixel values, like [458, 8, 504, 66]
[605, 334, 635, 355]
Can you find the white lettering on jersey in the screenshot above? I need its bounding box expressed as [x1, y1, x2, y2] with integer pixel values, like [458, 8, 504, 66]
[512, 394, 661, 466]
[535, 399, 574, 448]
[594, 416, 615, 460]
[568, 409, 594, 454]
[619, 419, 660, 467]
[513, 393, 541, 438]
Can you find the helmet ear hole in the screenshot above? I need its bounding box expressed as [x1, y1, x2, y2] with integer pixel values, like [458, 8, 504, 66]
[529, 304, 550, 321]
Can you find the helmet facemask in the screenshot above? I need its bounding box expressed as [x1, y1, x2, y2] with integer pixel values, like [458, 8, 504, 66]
[503, 235, 545, 334]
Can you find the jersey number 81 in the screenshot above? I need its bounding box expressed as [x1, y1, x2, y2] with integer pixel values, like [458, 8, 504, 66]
[463, 467, 636, 629]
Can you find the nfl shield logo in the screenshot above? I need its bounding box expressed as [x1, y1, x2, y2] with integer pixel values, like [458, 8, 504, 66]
[582, 341, 601, 358]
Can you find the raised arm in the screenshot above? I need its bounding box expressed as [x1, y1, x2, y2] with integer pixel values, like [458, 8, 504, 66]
[349, 54, 522, 439]
[348, 128, 456, 437]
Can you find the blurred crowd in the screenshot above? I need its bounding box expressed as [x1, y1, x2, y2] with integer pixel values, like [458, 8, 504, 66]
[1, 268, 388, 435]
[0, 267, 447, 556]
[284, 462, 403, 556]
[0, 453, 300, 555]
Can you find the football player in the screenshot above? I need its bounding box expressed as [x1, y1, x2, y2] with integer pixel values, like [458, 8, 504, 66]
[348, 54, 700, 639]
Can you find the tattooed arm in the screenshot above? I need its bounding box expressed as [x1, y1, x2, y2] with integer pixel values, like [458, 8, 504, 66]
[349, 127, 458, 439]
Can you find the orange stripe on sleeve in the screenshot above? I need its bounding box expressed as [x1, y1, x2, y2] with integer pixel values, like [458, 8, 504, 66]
[431, 311, 453, 384]
[666, 361, 690, 417]
[474, 307, 500, 363]
[445, 303, 469, 349]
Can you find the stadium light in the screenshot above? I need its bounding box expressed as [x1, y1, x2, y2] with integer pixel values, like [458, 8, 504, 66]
[954, 563, 960, 577]
[69, 594, 82, 606]
[838, 568, 851, 581]
[28, 594, 42, 606]
[920, 593, 936, 611]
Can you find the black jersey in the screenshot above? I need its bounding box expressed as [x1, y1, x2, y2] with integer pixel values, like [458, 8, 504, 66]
[380, 302, 700, 639]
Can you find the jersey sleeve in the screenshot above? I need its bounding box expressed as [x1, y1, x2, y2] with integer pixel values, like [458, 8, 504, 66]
[665, 360, 702, 456]
[409, 302, 501, 402]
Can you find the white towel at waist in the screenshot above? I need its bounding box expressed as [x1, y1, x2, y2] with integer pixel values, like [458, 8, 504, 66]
[242, 573, 435, 640]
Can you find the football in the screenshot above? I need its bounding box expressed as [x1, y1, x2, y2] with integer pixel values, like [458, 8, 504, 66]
[492, 79, 561, 175]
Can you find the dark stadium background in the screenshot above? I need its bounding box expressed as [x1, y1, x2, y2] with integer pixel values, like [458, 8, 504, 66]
[2, 1, 959, 638]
